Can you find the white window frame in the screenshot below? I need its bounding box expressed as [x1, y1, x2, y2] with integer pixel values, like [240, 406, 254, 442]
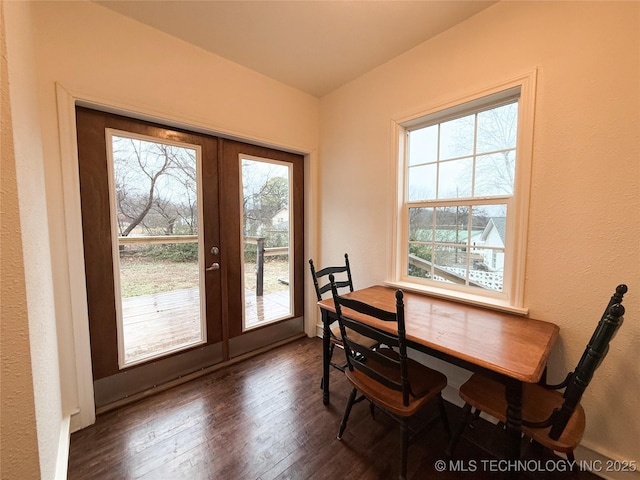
[105, 129, 207, 368]
[389, 72, 537, 314]
[238, 154, 295, 331]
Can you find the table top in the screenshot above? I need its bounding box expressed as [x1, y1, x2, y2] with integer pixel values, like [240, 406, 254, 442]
[318, 285, 559, 383]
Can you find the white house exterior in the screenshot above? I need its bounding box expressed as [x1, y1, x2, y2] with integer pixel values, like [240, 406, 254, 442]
[472, 217, 506, 272]
[271, 207, 289, 226]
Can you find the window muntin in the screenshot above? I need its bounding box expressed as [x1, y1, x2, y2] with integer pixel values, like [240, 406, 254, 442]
[402, 96, 519, 298]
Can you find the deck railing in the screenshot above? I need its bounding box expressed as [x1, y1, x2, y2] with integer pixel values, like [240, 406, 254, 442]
[119, 235, 287, 297]
[244, 236, 288, 296]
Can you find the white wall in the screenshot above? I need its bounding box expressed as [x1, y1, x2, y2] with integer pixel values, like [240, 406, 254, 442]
[319, 0, 639, 466]
[2, 1, 65, 478]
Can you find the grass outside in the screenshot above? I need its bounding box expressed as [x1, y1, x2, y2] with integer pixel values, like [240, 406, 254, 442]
[119, 257, 198, 297]
[119, 256, 290, 298]
[243, 261, 289, 293]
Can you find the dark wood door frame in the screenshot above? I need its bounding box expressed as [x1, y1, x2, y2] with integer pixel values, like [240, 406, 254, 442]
[76, 107, 305, 407]
[218, 139, 305, 342]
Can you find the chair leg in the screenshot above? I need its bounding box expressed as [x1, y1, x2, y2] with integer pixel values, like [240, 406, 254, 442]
[337, 387, 358, 440]
[446, 403, 473, 457]
[400, 417, 409, 480]
[472, 407, 481, 422]
[529, 439, 544, 454]
[320, 344, 339, 390]
[437, 393, 451, 439]
[320, 344, 331, 390]
[566, 450, 575, 463]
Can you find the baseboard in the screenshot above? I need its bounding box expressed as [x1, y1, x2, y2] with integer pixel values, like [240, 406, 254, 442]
[69, 408, 85, 434]
[55, 415, 71, 480]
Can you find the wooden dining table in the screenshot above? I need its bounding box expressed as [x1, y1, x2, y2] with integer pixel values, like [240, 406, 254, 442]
[317, 285, 560, 469]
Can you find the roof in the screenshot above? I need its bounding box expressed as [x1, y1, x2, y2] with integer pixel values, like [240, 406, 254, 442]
[481, 217, 506, 244]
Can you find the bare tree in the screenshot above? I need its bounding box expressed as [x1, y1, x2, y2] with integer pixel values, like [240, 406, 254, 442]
[457, 103, 517, 195]
[112, 136, 198, 237]
[117, 139, 172, 236]
[241, 160, 289, 236]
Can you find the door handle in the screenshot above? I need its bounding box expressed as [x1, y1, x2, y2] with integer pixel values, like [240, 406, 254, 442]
[206, 262, 220, 271]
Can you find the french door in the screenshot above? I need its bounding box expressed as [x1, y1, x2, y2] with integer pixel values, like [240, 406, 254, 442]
[76, 107, 304, 408]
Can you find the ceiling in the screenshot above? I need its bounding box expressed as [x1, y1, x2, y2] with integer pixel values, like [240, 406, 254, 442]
[96, 1, 497, 97]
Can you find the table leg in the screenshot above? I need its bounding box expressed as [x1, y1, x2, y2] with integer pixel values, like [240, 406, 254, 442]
[504, 378, 523, 479]
[322, 310, 331, 405]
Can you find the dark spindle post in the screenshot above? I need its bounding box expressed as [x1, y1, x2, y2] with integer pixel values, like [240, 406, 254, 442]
[256, 237, 265, 296]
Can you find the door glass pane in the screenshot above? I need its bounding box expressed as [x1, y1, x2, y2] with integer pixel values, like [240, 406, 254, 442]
[240, 156, 293, 329]
[108, 132, 205, 367]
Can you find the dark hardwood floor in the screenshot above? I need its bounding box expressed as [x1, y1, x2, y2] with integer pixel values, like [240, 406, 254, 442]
[68, 337, 601, 480]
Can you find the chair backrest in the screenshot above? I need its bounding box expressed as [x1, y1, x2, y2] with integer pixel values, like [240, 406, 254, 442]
[329, 275, 413, 406]
[549, 301, 626, 440]
[600, 284, 628, 319]
[546, 284, 627, 391]
[309, 253, 354, 301]
[573, 284, 627, 375]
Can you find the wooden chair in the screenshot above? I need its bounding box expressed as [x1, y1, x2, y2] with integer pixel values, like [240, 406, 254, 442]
[447, 285, 628, 462]
[309, 254, 377, 384]
[330, 275, 450, 480]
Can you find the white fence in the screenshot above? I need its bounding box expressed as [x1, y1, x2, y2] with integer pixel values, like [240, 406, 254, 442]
[436, 267, 503, 292]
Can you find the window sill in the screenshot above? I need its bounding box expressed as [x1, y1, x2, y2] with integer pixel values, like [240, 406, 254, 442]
[383, 280, 529, 316]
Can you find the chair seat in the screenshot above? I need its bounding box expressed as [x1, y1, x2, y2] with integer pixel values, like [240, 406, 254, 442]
[346, 348, 447, 417]
[449, 293, 626, 462]
[331, 286, 450, 480]
[460, 373, 586, 453]
[330, 323, 378, 349]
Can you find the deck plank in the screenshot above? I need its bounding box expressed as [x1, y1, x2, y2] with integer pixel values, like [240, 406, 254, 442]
[122, 287, 292, 363]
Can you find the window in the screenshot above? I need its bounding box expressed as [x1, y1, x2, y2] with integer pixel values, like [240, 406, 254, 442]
[394, 76, 535, 311]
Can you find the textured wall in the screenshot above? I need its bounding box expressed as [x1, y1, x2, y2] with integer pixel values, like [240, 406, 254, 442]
[0, 1, 42, 478]
[2, 1, 64, 478]
[319, 1, 639, 463]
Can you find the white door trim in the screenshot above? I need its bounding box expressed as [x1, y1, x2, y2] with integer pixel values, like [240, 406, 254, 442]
[55, 82, 318, 431]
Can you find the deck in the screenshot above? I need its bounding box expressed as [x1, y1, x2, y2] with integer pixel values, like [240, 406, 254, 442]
[122, 287, 291, 364]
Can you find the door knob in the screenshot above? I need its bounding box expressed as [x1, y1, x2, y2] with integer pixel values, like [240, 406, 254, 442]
[206, 262, 220, 271]
[211, 246, 220, 255]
